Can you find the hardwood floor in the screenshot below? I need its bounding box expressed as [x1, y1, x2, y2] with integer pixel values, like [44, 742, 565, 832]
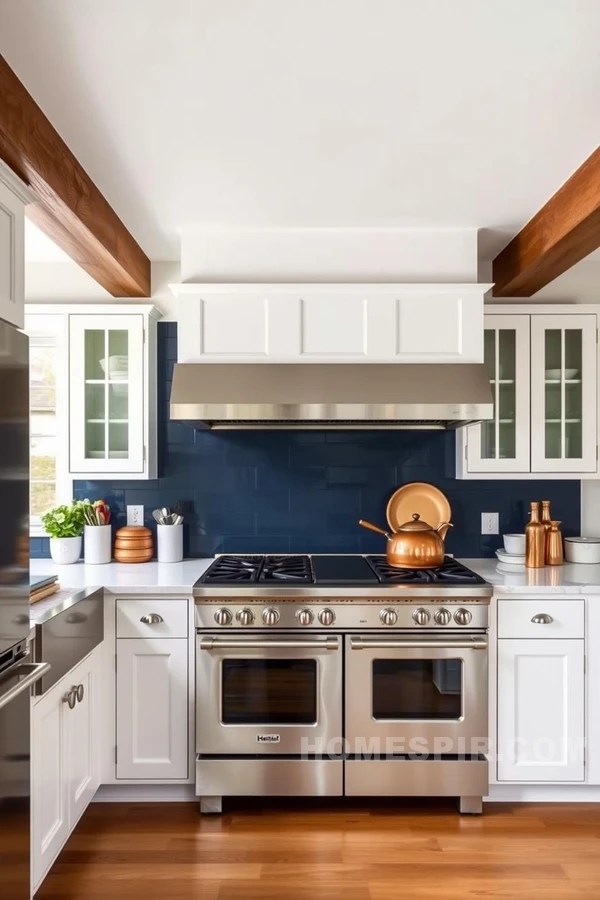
[36, 799, 600, 899]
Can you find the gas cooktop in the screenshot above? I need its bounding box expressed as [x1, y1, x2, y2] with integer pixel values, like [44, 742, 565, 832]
[197, 554, 486, 587]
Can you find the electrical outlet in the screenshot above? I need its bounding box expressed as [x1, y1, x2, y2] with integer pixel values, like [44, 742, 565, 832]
[481, 512, 499, 535]
[127, 505, 144, 527]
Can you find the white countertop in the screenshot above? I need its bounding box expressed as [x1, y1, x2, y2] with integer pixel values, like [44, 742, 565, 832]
[30, 556, 600, 602]
[30, 558, 213, 595]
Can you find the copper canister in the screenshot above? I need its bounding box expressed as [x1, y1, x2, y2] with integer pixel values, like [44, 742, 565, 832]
[546, 521, 564, 566]
[114, 525, 153, 563]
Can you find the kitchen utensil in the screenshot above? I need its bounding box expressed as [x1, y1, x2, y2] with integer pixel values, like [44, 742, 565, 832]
[546, 521, 564, 566]
[495, 549, 526, 566]
[161, 507, 171, 524]
[545, 368, 578, 380]
[359, 513, 453, 569]
[172, 514, 184, 526]
[564, 536, 600, 564]
[503, 533, 526, 555]
[525, 501, 545, 568]
[152, 509, 165, 525]
[114, 526, 153, 563]
[386, 482, 451, 532]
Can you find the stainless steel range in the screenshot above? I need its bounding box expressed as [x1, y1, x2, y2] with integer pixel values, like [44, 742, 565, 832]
[194, 554, 491, 815]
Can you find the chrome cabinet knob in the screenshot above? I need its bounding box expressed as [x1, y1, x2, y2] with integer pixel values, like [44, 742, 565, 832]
[412, 608, 430, 626]
[140, 613, 164, 625]
[434, 608, 452, 626]
[236, 608, 254, 626]
[214, 608, 233, 626]
[262, 607, 280, 626]
[296, 608, 314, 626]
[63, 688, 77, 710]
[531, 613, 553, 625]
[454, 608, 473, 626]
[380, 608, 398, 626]
[76, 683, 85, 703]
[318, 608, 335, 626]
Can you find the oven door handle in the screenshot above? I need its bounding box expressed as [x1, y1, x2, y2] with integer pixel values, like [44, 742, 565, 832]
[198, 637, 339, 651]
[349, 637, 487, 650]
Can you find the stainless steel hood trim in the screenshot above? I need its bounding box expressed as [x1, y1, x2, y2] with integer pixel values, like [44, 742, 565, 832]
[170, 363, 494, 429]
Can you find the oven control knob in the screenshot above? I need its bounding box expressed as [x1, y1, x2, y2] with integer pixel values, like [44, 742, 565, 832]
[434, 608, 452, 626]
[380, 608, 398, 626]
[262, 607, 280, 626]
[412, 608, 431, 626]
[454, 608, 473, 626]
[296, 608, 314, 626]
[214, 608, 232, 626]
[236, 608, 254, 626]
[318, 608, 335, 626]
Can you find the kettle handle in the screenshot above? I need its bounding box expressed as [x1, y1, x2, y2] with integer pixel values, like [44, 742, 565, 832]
[358, 519, 391, 539]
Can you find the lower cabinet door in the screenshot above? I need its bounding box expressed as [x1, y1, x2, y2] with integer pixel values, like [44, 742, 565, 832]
[116, 638, 188, 779]
[31, 684, 69, 890]
[68, 654, 100, 825]
[497, 639, 585, 782]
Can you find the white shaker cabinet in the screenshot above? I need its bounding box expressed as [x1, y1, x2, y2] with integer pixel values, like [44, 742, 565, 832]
[172, 283, 490, 364]
[496, 598, 585, 783]
[26, 303, 159, 480]
[0, 161, 31, 330]
[116, 637, 188, 780]
[457, 305, 599, 479]
[32, 646, 102, 892]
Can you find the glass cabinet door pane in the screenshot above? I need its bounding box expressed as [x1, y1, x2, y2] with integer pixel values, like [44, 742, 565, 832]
[107, 330, 129, 379]
[565, 330, 583, 459]
[543, 328, 584, 460]
[372, 659, 463, 720]
[84, 330, 106, 380]
[481, 328, 517, 461]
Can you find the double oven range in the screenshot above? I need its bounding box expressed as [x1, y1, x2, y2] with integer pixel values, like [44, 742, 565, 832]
[194, 554, 491, 815]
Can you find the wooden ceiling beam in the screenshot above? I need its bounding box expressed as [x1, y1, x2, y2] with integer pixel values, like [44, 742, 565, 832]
[492, 146, 600, 297]
[0, 55, 150, 297]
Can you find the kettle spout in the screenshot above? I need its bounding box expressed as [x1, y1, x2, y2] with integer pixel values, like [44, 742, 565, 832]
[436, 522, 453, 542]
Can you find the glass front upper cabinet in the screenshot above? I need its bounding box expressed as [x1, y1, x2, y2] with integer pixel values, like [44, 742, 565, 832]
[531, 314, 597, 473]
[69, 314, 145, 473]
[466, 315, 530, 473]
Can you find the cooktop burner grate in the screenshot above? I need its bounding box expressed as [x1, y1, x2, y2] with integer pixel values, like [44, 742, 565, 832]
[200, 555, 263, 583]
[366, 556, 486, 585]
[259, 555, 314, 583]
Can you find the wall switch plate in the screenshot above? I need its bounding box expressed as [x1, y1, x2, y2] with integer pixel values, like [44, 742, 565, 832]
[481, 512, 499, 535]
[127, 505, 144, 527]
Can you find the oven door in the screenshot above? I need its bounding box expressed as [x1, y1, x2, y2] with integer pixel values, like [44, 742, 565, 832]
[196, 633, 342, 755]
[345, 633, 488, 755]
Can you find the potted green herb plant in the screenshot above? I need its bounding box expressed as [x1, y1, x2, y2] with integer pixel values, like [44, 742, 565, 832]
[41, 501, 85, 565]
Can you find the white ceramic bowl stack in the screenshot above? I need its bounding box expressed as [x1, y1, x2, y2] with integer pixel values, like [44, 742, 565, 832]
[496, 533, 526, 567]
[564, 537, 600, 564]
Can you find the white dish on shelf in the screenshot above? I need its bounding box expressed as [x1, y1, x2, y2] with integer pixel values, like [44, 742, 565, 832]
[496, 548, 526, 566]
[503, 533, 526, 555]
[87, 449, 128, 460]
[100, 356, 128, 379]
[545, 368, 579, 380]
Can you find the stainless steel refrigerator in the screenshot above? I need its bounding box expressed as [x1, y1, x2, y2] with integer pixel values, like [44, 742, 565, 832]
[0, 320, 49, 899]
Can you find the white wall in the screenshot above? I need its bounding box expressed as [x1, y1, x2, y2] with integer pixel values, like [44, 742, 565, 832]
[25, 260, 181, 319]
[180, 228, 479, 283]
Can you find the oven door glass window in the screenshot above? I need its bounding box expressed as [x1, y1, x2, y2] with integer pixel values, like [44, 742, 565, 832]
[221, 659, 317, 725]
[372, 658, 463, 720]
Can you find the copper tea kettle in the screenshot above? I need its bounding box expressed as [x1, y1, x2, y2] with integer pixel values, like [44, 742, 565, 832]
[359, 513, 453, 569]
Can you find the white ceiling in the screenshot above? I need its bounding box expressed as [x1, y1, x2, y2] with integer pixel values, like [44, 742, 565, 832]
[2, 0, 600, 261]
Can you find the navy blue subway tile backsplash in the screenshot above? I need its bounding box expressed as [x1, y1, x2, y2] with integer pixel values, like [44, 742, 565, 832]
[30, 321, 581, 559]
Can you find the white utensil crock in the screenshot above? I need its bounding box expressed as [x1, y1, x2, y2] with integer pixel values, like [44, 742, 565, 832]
[157, 524, 183, 563]
[49, 536, 82, 565]
[84, 524, 112, 564]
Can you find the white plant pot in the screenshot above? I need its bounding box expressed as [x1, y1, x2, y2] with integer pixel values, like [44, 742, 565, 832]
[157, 524, 183, 563]
[84, 524, 112, 565]
[49, 536, 82, 565]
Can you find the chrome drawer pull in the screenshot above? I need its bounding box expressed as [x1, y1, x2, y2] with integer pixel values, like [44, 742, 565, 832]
[140, 613, 164, 625]
[531, 613, 553, 625]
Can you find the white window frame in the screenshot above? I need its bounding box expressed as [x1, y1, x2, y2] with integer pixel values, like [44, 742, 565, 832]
[25, 311, 73, 535]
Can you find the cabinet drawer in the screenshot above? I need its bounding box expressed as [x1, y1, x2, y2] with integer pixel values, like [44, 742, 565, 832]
[116, 599, 188, 638]
[497, 599, 584, 639]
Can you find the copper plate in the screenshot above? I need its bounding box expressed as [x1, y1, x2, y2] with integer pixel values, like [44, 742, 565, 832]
[386, 482, 451, 531]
